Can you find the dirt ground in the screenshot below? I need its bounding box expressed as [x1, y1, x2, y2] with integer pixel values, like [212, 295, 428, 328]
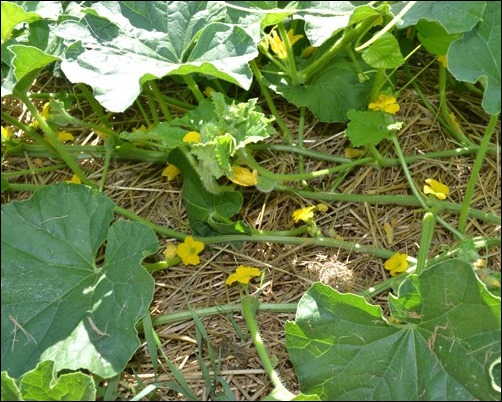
[1, 66, 500, 400]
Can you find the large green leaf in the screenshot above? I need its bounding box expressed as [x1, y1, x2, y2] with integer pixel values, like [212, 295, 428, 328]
[286, 259, 501, 400]
[1, 360, 96, 401]
[294, 2, 356, 46]
[392, 1, 486, 34]
[53, 1, 258, 112]
[1, 183, 157, 378]
[265, 56, 374, 123]
[448, 1, 501, 115]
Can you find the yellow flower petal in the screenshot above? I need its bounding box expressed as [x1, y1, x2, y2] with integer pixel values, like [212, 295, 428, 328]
[368, 94, 400, 114]
[301, 46, 317, 58]
[1, 126, 14, 141]
[56, 130, 75, 142]
[65, 174, 81, 184]
[228, 166, 258, 186]
[437, 55, 448, 68]
[204, 87, 216, 97]
[31, 102, 50, 128]
[292, 206, 315, 223]
[226, 265, 261, 286]
[344, 147, 366, 158]
[268, 30, 287, 59]
[268, 29, 302, 59]
[176, 236, 204, 266]
[384, 252, 408, 276]
[162, 164, 181, 181]
[163, 244, 178, 259]
[316, 203, 329, 212]
[286, 29, 303, 46]
[423, 178, 450, 200]
[183, 131, 201, 144]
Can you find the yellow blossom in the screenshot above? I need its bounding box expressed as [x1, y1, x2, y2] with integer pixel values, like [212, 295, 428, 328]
[316, 203, 329, 212]
[228, 166, 258, 186]
[423, 178, 450, 200]
[32, 102, 50, 128]
[1, 126, 14, 141]
[204, 87, 216, 97]
[301, 46, 317, 58]
[268, 29, 303, 59]
[344, 148, 366, 158]
[292, 206, 315, 223]
[437, 55, 448, 68]
[226, 265, 261, 286]
[65, 174, 81, 184]
[56, 130, 75, 142]
[162, 164, 181, 181]
[384, 252, 409, 276]
[176, 236, 204, 266]
[183, 131, 201, 144]
[368, 94, 400, 114]
[163, 244, 178, 259]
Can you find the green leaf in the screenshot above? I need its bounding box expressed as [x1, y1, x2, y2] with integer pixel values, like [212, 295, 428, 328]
[345, 110, 400, 147]
[285, 259, 501, 400]
[1, 371, 23, 401]
[54, 1, 258, 112]
[1, 183, 157, 379]
[1, 1, 41, 42]
[361, 32, 404, 69]
[265, 57, 374, 123]
[1, 44, 59, 97]
[295, 2, 356, 47]
[225, 1, 293, 42]
[3, 360, 96, 401]
[448, 1, 501, 115]
[416, 20, 462, 56]
[172, 93, 274, 189]
[167, 148, 245, 237]
[392, 1, 486, 34]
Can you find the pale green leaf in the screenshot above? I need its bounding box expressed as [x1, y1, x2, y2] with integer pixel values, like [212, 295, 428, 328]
[448, 1, 501, 115]
[1, 183, 157, 379]
[1, 1, 40, 42]
[392, 1, 486, 34]
[294, 1, 356, 47]
[1, 44, 59, 97]
[54, 1, 258, 112]
[19, 360, 95, 401]
[1, 371, 23, 401]
[361, 32, 404, 69]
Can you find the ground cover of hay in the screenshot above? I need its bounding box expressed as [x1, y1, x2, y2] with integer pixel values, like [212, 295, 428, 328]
[1, 68, 500, 401]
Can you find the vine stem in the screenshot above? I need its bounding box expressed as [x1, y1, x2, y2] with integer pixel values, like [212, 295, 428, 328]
[390, 134, 466, 239]
[457, 113, 500, 233]
[250, 60, 292, 143]
[241, 295, 295, 399]
[17, 92, 94, 187]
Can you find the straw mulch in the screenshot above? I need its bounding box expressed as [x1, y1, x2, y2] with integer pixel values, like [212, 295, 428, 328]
[1, 68, 500, 400]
